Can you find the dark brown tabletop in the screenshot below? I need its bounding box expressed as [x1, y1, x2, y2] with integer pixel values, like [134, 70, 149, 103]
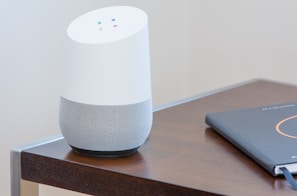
[21, 79, 297, 195]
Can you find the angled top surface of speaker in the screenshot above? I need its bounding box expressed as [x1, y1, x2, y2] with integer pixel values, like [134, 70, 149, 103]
[67, 6, 148, 44]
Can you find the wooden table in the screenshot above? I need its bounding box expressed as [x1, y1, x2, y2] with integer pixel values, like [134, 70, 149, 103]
[11, 79, 297, 196]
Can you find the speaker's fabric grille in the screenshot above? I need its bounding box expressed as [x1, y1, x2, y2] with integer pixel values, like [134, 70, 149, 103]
[59, 97, 152, 151]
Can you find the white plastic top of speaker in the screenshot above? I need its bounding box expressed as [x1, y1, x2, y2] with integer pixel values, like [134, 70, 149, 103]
[62, 6, 151, 106]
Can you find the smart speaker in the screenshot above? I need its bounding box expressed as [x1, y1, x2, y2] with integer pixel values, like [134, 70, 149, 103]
[59, 6, 152, 157]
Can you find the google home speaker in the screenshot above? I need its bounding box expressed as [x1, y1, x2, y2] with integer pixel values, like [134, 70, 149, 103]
[59, 6, 152, 157]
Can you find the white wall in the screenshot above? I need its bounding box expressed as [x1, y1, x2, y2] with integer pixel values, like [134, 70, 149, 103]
[2, 1, 297, 195]
[185, 0, 297, 95]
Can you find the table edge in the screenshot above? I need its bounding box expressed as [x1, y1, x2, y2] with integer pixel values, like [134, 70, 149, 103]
[10, 134, 63, 196]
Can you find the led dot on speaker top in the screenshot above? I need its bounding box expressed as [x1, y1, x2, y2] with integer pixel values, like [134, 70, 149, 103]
[97, 21, 102, 24]
[111, 18, 116, 22]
